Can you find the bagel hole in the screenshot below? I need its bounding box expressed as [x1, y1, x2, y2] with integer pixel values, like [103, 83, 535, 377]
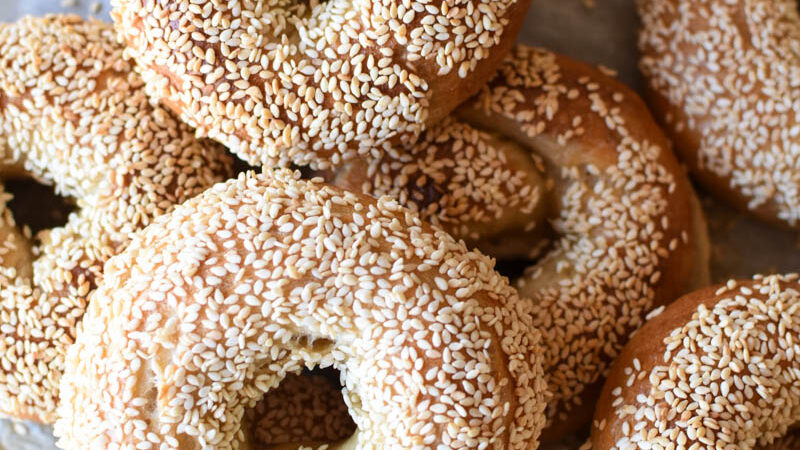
[494, 259, 536, 280]
[247, 367, 355, 448]
[488, 228, 556, 280]
[232, 155, 261, 178]
[5, 179, 75, 236]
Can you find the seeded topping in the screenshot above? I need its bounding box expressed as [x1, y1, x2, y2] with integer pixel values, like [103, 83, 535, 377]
[467, 46, 700, 433]
[54, 170, 548, 450]
[638, 0, 800, 226]
[110, 0, 527, 170]
[319, 45, 702, 436]
[318, 115, 548, 259]
[0, 15, 232, 423]
[592, 274, 800, 449]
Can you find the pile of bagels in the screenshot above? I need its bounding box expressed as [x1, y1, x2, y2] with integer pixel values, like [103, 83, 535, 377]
[0, 0, 797, 448]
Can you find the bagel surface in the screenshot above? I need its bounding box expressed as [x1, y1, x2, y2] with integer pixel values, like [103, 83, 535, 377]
[110, 0, 531, 169]
[638, 0, 800, 228]
[54, 170, 548, 450]
[315, 45, 711, 439]
[0, 15, 232, 423]
[591, 274, 800, 449]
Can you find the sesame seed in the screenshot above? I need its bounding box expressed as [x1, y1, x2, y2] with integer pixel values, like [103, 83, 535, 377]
[315, 45, 706, 437]
[639, 0, 800, 227]
[54, 170, 548, 449]
[0, 15, 232, 423]
[592, 274, 800, 449]
[110, 0, 529, 170]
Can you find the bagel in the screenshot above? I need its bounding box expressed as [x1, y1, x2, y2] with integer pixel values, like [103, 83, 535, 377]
[109, 0, 531, 170]
[54, 170, 548, 450]
[590, 274, 800, 449]
[312, 45, 710, 439]
[0, 15, 232, 423]
[638, 0, 800, 228]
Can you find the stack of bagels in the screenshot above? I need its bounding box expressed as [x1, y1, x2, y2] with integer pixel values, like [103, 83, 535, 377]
[0, 0, 796, 449]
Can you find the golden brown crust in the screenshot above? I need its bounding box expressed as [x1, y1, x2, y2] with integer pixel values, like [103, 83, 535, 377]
[592, 275, 800, 449]
[638, 0, 800, 229]
[760, 431, 800, 450]
[0, 15, 232, 423]
[54, 170, 548, 450]
[314, 116, 551, 260]
[245, 373, 355, 447]
[478, 48, 702, 440]
[110, 0, 531, 170]
[314, 46, 710, 440]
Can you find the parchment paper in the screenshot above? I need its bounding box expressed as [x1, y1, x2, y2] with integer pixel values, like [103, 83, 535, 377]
[0, 0, 797, 448]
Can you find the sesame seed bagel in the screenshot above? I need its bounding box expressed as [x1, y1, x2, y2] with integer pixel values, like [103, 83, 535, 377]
[54, 170, 548, 450]
[316, 45, 711, 439]
[0, 15, 233, 423]
[590, 274, 800, 449]
[638, 0, 800, 228]
[109, 0, 531, 170]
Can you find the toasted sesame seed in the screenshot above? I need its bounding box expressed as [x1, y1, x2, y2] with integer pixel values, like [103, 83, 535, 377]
[54, 170, 548, 450]
[591, 274, 800, 449]
[316, 45, 705, 436]
[0, 15, 232, 423]
[639, 0, 800, 227]
[110, 0, 528, 170]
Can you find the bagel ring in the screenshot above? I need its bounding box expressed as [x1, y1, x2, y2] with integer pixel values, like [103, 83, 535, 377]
[638, 0, 800, 228]
[0, 15, 232, 423]
[591, 274, 800, 449]
[54, 170, 548, 450]
[110, 0, 531, 169]
[308, 45, 711, 439]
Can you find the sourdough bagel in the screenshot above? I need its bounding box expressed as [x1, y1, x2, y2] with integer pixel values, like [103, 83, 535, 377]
[110, 0, 531, 169]
[638, 0, 800, 228]
[0, 15, 232, 423]
[591, 274, 800, 449]
[316, 45, 710, 439]
[54, 170, 548, 450]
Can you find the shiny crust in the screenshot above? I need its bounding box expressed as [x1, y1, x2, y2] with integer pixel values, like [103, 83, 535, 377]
[110, 0, 531, 170]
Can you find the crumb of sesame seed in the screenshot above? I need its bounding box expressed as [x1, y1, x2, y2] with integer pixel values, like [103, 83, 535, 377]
[11, 420, 27, 436]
